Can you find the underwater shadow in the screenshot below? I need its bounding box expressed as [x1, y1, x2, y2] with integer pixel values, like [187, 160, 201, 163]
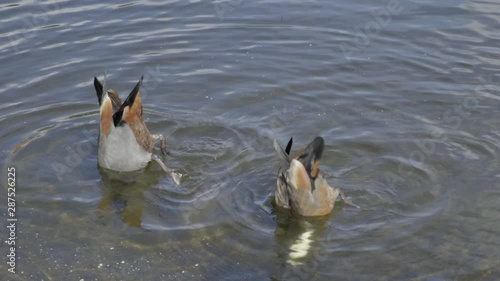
[96, 166, 162, 228]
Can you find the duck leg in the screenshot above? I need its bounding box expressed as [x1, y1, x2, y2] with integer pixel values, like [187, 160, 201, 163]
[151, 134, 169, 156]
[152, 154, 181, 185]
[339, 190, 360, 209]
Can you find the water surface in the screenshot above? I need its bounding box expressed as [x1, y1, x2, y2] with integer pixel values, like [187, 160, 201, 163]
[1, 0, 500, 280]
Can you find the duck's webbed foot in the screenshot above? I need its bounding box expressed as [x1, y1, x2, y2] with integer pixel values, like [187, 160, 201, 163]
[152, 154, 181, 185]
[339, 190, 360, 209]
[152, 134, 169, 156]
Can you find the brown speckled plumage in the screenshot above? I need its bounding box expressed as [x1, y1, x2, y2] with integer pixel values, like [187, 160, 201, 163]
[129, 115, 155, 152]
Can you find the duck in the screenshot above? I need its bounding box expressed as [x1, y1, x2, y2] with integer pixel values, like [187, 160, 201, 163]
[93, 75, 180, 184]
[273, 136, 357, 216]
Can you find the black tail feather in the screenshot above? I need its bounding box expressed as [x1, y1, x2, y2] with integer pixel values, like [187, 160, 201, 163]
[112, 76, 144, 126]
[285, 137, 293, 155]
[94, 77, 103, 106]
[296, 136, 324, 178]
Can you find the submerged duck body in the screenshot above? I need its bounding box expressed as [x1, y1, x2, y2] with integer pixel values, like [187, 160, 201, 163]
[93, 76, 177, 180]
[274, 136, 345, 216]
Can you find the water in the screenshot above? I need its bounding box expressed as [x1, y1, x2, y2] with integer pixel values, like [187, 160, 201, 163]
[1, 0, 500, 280]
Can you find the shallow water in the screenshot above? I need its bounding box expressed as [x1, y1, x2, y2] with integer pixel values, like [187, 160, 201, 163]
[1, 0, 500, 280]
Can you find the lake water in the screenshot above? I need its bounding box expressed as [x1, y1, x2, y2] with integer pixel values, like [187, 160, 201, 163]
[1, 0, 500, 280]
